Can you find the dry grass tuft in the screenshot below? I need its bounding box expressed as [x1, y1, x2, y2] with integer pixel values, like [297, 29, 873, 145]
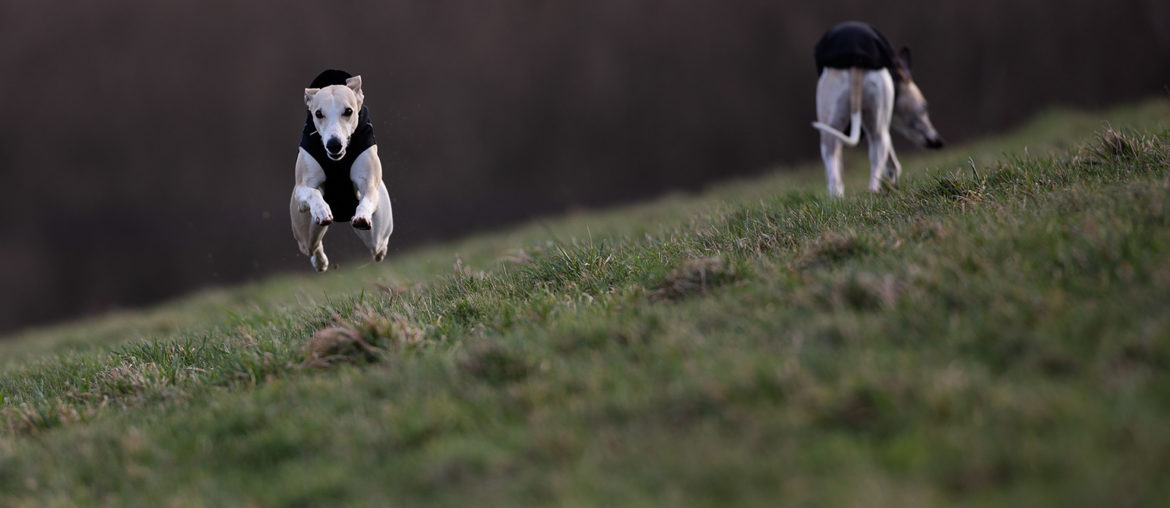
[301, 322, 382, 369]
[301, 310, 431, 368]
[94, 361, 165, 395]
[372, 313, 428, 348]
[800, 232, 868, 268]
[1086, 124, 1153, 164]
[652, 256, 735, 300]
[1, 399, 100, 435]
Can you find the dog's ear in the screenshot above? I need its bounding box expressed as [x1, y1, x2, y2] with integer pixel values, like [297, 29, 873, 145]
[304, 88, 321, 107]
[345, 76, 364, 103]
[897, 47, 914, 77]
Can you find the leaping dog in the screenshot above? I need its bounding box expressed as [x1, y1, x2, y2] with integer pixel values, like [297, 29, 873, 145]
[290, 69, 394, 271]
[812, 21, 945, 197]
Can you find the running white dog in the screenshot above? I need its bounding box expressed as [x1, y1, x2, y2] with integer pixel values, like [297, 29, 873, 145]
[813, 22, 945, 196]
[290, 69, 393, 271]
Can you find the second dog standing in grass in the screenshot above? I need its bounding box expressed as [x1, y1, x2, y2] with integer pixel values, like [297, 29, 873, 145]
[290, 69, 394, 271]
[812, 21, 945, 197]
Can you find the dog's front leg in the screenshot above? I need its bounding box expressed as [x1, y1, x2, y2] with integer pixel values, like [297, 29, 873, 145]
[294, 185, 333, 225]
[349, 146, 383, 231]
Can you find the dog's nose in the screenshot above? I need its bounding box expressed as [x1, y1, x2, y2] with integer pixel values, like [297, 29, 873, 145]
[326, 137, 343, 155]
[927, 137, 945, 149]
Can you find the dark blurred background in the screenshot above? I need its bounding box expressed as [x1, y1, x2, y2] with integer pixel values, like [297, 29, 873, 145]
[1, 0, 1168, 334]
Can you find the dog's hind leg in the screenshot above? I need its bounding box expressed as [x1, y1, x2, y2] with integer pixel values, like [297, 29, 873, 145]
[290, 193, 332, 271]
[310, 245, 329, 272]
[812, 68, 864, 146]
[816, 68, 852, 197]
[303, 223, 331, 272]
[352, 181, 394, 262]
[820, 134, 845, 197]
[884, 145, 903, 186]
[862, 69, 896, 193]
[866, 129, 894, 193]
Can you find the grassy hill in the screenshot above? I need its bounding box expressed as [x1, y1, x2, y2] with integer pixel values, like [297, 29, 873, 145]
[2, 98, 1168, 506]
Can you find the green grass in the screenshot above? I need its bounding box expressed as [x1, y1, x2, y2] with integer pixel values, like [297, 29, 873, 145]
[1, 98, 1169, 506]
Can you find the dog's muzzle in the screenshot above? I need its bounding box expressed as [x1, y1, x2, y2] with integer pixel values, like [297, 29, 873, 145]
[325, 137, 345, 160]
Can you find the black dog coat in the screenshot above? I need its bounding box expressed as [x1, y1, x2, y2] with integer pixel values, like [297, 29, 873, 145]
[814, 21, 902, 84]
[299, 69, 376, 223]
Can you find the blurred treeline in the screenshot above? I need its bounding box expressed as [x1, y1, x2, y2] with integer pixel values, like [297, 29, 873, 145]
[1, 0, 1167, 333]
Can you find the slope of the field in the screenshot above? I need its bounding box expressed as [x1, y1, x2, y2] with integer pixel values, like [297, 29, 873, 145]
[1, 99, 1168, 506]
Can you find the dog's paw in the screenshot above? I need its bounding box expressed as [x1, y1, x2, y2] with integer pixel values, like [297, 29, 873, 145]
[309, 202, 334, 225]
[311, 249, 329, 272]
[312, 208, 334, 226]
[352, 216, 372, 230]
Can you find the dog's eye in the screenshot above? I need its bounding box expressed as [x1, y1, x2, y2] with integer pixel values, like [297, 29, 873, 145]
[314, 110, 324, 119]
[343, 108, 353, 117]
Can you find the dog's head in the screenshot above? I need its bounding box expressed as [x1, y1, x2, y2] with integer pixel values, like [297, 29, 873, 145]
[891, 48, 945, 150]
[304, 76, 365, 161]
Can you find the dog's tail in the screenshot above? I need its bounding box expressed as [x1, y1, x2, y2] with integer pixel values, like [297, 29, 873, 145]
[811, 67, 864, 146]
